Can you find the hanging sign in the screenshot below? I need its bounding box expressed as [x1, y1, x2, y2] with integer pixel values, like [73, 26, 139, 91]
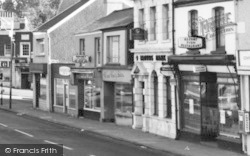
[59, 66, 71, 76]
[132, 28, 146, 40]
[178, 37, 205, 49]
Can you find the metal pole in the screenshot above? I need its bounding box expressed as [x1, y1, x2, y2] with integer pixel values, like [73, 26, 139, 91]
[9, 40, 13, 109]
[1, 83, 2, 105]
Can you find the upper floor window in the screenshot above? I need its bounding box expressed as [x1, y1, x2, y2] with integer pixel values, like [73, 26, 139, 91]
[4, 44, 11, 56]
[153, 71, 158, 116]
[36, 39, 44, 54]
[20, 42, 30, 57]
[95, 37, 101, 66]
[139, 8, 145, 29]
[214, 7, 225, 51]
[80, 39, 85, 55]
[150, 6, 157, 41]
[107, 36, 120, 64]
[189, 10, 198, 36]
[162, 4, 170, 40]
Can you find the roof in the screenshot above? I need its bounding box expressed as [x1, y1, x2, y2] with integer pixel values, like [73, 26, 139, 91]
[76, 8, 133, 35]
[57, 0, 80, 14]
[35, 0, 89, 32]
[175, 0, 233, 7]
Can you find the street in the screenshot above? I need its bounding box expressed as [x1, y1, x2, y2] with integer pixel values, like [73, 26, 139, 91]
[0, 107, 176, 156]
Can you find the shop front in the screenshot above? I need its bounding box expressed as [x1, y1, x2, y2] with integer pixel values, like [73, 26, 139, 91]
[52, 64, 77, 116]
[102, 69, 133, 126]
[169, 55, 242, 151]
[71, 68, 102, 120]
[29, 63, 48, 111]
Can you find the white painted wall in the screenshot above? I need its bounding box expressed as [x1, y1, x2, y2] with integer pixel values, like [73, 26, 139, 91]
[175, 1, 236, 55]
[133, 0, 173, 52]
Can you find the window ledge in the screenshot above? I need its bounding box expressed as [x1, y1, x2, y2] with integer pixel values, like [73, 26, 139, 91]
[84, 107, 101, 112]
[147, 40, 158, 44]
[35, 53, 46, 57]
[161, 39, 171, 43]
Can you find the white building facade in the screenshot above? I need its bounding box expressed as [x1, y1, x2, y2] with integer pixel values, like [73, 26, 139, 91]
[131, 0, 177, 139]
[170, 0, 243, 153]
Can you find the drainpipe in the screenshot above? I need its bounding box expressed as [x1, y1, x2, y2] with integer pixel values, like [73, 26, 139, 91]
[48, 33, 53, 112]
[172, 0, 175, 55]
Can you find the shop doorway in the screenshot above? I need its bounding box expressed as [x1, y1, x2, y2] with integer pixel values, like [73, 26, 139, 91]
[63, 83, 69, 113]
[181, 72, 219, 140]
[21, 74, 31, 89]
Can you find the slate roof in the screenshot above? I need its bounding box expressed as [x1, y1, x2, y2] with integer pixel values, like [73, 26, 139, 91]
[175, 0, 232, 6]
[34, 0, 89, 32]
[76, 8, 133, 35]
[57, 0, 80, 14]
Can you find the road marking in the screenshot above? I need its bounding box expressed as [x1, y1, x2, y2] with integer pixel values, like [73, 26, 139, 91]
[0, 123, 8, 127]
[44, 140, 73, 151]
[14, 129, 34, 138]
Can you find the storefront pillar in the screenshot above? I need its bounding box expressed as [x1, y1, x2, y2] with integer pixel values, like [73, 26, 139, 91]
[101, 81, 115, 122]
[142, 78, 150, 132]
[158, 75, 166, 118]
[132, 76, 143, 129]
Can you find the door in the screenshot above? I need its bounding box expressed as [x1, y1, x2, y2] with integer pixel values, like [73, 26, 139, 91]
[200, 72, 219, 139]
[35, 74, 40, 108]
[63, 83, 69, 113]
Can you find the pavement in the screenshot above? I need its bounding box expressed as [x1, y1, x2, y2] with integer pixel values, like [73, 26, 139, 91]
[0, 87, 246, 156]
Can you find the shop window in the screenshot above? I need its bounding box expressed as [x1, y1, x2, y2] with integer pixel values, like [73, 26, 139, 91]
[80, 38, 85, 55]
[162, 4, 169, 40]
[214, 7, 225, 51]
[55, 79, 64, 106]
[115, 83, 133, 115]
[150, 6, 157, 41]
[95, 37, 101, 66]
[39, 74, 47, 106]
[107, 36, 120, 64]
[153, 71, 158, 116]
[166, 77, 172, 118]
[84, 80, 101, 110]
[218, 84, 240, 138]
[69, 84, 77, 109]
[189, 10, 198, 36]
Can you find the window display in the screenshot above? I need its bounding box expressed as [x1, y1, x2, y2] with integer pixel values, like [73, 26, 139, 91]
[218, 84, 240, 137]
[84, 80, 101, 110]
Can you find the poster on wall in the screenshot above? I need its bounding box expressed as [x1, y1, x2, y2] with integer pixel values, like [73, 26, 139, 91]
[220, 110, 226, 124]
[189, 99, 194, 114]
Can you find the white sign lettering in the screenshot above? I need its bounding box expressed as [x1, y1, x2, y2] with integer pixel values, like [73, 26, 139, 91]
[59, 66, 71, 76]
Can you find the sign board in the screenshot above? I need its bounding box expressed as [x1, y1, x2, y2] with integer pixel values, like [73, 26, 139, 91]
[103, 70, 131, 83]
[178, 37, 204, 49]
[0, 61, 10, 68]
[73, 55, 91, 64]
[193, 65, 207, 73]
[59, 66, 71, 76]
[238, 50, 250, 67]
[245, 112, 250, 133]
[132, 28, 145, 40]
[76, 72, 94, 80]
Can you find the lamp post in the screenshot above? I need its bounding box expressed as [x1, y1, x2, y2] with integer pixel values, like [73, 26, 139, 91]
[9, 27, 14, 109]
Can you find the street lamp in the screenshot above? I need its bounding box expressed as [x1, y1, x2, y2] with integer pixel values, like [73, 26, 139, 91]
[8, 25, 15, 109]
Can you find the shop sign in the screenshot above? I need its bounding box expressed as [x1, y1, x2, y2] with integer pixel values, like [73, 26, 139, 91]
[103, 70, 131, 83]
[76, 72, 94, 80]
[132, 28, 146, 40]
[140, 55, 153, 61]
[238, 50, 250, 67]
[0, 61, 10, 68]
[73, 55, 91, 64]
[178, 37, 204, 49]
[59, 66, 71, 76]
[160, 66, 172, 71]
[193, 65, 206, 73]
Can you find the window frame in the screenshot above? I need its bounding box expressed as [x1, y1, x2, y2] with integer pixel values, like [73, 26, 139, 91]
[189, 10, 198, 37]
[79, 38, 85, 55]
[107, 35, 120, 64]
[150, 6, 157, 41]
[162, 4, 170, 40]
[95, 37, 101, 66]
[20, 42, 31, 57]
[214, 7, 225, 51]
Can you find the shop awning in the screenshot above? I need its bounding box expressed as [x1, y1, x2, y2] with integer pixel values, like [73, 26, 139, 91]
[168, 54, 235, 65]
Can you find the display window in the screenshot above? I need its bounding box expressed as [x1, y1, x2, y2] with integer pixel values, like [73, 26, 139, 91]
[84, 80, 101, 111]
[115, 83, 133, 116]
